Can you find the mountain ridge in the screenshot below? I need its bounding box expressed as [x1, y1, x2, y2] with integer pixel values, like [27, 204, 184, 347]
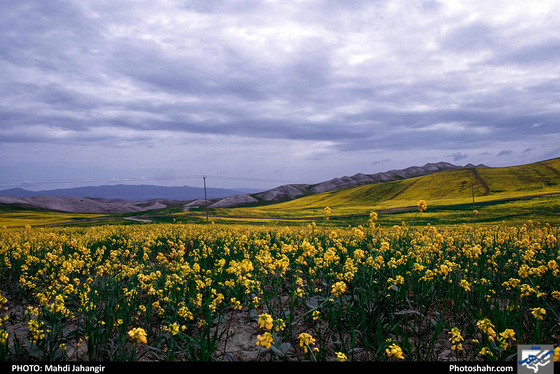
[0, 184, 255, 201]
[206, 161, 487, 208]
[0, 161, 488, 213]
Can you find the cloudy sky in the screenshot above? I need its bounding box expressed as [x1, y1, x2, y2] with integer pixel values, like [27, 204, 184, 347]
[1, 0, 559, 191]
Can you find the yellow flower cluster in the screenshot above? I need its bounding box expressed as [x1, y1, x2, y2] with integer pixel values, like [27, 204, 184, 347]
[386, 342, 404, 360]
[298, 332, 318, 354]
[256, 332, 274, 350]
[128, 327, 147, 344]
[324, 207, 332, 220]
[498, 329, 516, 350]
[0, 330, 8, 345]
[258, 313, 273, 330]
[531, 307, 546, 320]
[448, 327, 464, 351]
[476, 318, 496, 341]
[0, 213, 558, 361]
[161, 322, 181, 336]
[28, 319, 45, 344]
[331, 281, 347, 298]
[336, 351, 347, 362]
[256, 313, 279, 350]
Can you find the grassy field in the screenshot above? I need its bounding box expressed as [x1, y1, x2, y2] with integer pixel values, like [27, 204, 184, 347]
[0, 159, 559, 362]
[0, 207, 105, 228]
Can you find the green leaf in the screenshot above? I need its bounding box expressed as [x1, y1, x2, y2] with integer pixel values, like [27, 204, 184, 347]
[271, 342, 291, 357]
[393, 310, 425, 318]
[306, 295, 326, 309]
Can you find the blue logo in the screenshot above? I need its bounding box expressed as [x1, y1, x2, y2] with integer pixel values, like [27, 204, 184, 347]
[518, 345, 554, 374]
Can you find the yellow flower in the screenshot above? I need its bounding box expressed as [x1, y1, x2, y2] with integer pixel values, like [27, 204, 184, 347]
[480, 347, 493, 357]
[324, 206, 331, 220]
[448, 327, 464, 351]
[499, 329, 516, 341]
[258, 313, 274, 330]
[331, 281, 347, 298]
[386, 343, 404, 360]
[417, 200, 427, 212]
[274, 319, 286, 332]
[554, 347, 560, 362]
[230, 297, 242, 311]
[496, 328, 516, 349]
[298, 332, 317, 353]
[476, 318, 496, 341]
[128, 327, 147, 344]
[256, 332, 274, 349]
[459, 279, 471, 292]
[312, 310, 321, 321]
[163, 322, 180, 336]
[28, 319, 45, 344]
[336, 352, 347, 362]
[178, 306, 193, 320]
[531, 307, 546, 320]
[0, 330, 8, 345]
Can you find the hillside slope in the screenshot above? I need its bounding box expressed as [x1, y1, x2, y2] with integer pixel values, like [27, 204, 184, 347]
[0, 184, 252, 201]
[205, 161, 480, 208]
[214, 157, 560, 218]
[0, 195, 167, 214]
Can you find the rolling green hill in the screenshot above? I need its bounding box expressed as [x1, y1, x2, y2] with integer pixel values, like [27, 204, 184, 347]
[208, 157, 560, 223]
[4, 158, 560, 227]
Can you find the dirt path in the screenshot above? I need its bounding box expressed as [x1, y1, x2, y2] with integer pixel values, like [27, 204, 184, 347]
[123, 216, 152, 223]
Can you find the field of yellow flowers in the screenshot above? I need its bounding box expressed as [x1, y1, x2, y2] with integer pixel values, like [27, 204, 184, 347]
[0, 203, 559, 362]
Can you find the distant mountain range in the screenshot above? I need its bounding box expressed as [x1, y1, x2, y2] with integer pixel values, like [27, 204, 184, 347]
[0, 184, 257, 201]
[0, 161, 487, 213]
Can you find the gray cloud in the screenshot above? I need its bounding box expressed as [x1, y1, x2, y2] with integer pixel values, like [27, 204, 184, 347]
[450, 152, 469, 162]
[1, 0, 559, 189]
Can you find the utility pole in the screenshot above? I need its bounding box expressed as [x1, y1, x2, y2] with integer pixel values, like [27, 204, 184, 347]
[472, 181, 475, 211]
[203, 175, 208, 222]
